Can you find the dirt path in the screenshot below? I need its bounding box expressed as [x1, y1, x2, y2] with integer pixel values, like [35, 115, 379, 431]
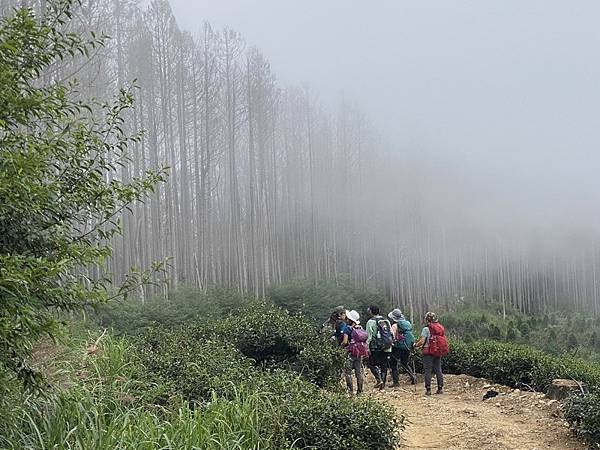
[369, 374, 586, 450]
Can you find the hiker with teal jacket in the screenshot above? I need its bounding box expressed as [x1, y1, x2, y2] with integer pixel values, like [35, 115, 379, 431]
[388, 308, 417, 386]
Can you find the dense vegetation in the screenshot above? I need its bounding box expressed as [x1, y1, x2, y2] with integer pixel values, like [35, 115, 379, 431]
[0, 0, 167, 387]
[0, 300, 401, 449]
[439, 302, 600, 361]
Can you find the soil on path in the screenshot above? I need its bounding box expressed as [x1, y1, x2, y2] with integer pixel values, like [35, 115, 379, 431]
[369, 374, 586, 450]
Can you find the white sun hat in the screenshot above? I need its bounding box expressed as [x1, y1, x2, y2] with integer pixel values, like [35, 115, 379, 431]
[346, 310, 360, 325]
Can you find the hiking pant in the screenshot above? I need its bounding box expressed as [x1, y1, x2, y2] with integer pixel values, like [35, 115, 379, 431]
[423, 354, 443, 390]
[344, 354, 364, 393]
[391, 347, 417, 384]
[368, 350, 390, 384]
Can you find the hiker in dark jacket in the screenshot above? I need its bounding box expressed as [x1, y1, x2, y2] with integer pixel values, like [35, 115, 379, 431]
[388, 308, 417, 386]
[321, 305, 346, 342]
[342, 310, 367, 395]
[366, 305, 392, 389]
[415, 311, 445, 396]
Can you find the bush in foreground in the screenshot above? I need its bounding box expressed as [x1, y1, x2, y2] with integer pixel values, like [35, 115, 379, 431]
[134, 325, 400, 449]
[564, 393, 600, 445]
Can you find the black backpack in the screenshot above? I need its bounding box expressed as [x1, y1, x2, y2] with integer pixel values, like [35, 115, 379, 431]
[372, 316, 393, 351]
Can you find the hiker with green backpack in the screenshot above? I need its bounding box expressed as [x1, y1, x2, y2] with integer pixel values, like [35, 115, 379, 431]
[366, 305, 393, 389]
[388, 308, 417, 386]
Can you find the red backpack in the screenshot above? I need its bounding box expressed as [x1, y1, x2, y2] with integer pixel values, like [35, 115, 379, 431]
[424, 322, 449, 357]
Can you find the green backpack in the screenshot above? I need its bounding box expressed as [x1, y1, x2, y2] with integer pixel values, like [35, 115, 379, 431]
[393, 320, 415, 351]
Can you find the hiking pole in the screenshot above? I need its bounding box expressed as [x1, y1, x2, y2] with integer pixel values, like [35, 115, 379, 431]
[410, 349, 417, 394]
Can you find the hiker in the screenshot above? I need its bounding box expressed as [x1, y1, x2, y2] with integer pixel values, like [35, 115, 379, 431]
[321, 305, 346, 342]
[415, 311, 449, 395]
[388, 308, 417, 386]
[342, 310, 369, 395]
[366, 305, 393, 389]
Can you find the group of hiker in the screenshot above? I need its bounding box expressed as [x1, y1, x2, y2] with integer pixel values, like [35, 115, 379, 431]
[324, 305, 449, 396]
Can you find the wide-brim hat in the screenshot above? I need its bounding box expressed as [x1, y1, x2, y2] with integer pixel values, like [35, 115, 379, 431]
[388, 308, 404, 322]
[346, 310, 360, 324]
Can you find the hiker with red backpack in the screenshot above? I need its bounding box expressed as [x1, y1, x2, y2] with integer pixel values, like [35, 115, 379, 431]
[415, 311, 449, 395]
[341, 310, 369, 395]
[366, 305, 393, 389]
[388, 308, 417, 386]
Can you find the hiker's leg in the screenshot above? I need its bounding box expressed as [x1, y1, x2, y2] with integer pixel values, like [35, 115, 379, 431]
[423, 354, 433, 390]
[354, 355, 364, 393]
[434, 356, 443, 389]
[368, 354, 382, 382]
[380, 352, 389, 385]
[344, 355, 354, 393]
[399, 348, 417, 383]
[390, 348, 400, 385]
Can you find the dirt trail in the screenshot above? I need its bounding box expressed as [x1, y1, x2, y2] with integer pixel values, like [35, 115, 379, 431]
[369, 374, 586, 450]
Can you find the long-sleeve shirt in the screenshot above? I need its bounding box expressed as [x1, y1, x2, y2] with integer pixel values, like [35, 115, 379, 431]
[366, 317, 392, 352]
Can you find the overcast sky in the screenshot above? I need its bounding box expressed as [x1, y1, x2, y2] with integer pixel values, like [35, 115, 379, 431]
[169, 0, 600, 234]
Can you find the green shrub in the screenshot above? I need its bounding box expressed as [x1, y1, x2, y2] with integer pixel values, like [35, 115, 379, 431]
[268, 275, 389, 323]
[443, 339, 600, 391]
[564, 393, 600, 445]
[135, 327, 255, 404]
[249, 369, 400, 450]
[93, 286, 251, 334]
[212, 301, 346, 387]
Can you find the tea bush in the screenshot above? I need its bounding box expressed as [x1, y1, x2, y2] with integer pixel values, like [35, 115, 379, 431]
[564, 393, 600, 445]
[92, 286, 251, 334]
[268, 275, 390, 323]
[213, 301, 346, 387]
[134, 326, 400, 449]
[443, 339, 600, 391]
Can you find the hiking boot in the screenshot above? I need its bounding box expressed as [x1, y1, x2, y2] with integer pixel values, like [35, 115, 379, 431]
[392, 382, 400, 388]
[374, 381, 383, 389]
[436, 388, 444, 395]
[425, 389, 432, 396]
[379, 381, 386, 390]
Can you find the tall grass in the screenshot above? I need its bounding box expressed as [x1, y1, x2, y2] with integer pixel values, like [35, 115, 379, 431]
[3, 388, 281, 450]
[1, 334, 285, 450]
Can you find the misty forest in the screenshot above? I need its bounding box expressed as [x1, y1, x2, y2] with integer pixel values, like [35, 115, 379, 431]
[2, 1, 600, 449]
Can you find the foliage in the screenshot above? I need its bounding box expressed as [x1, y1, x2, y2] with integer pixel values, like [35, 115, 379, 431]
[0, 2, 167, 386]
[439, 302, 600, 361]
[268, 275, 390, 323]
[135, 326, 399, 449]
[443, 339, 600, 391]
[564, 393, 600, 446]
[93, 286, 250, 334]
[98, 294, 347, 388]
[1, 316, 400, 450]
[0, 336, 282, 450]
[212, 300, 347, 387]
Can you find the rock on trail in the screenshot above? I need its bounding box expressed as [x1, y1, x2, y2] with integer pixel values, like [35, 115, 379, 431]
[368, 374, 586, 450]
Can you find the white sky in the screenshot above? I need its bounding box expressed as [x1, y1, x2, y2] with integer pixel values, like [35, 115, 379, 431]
[168, 0, 600, 232]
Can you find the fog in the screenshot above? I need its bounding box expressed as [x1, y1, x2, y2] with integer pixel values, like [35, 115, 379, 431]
[6, 0, 600, 314]
[171, 0, 600, 238]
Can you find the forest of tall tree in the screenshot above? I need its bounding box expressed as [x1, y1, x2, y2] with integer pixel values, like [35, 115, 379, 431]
[5, 0, 600, 318]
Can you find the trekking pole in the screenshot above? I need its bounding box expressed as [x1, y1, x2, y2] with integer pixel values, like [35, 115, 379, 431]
[411, 349, 417, 394]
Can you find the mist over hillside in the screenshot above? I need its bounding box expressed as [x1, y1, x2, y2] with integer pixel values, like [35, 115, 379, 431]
[5, 0, 600, 315]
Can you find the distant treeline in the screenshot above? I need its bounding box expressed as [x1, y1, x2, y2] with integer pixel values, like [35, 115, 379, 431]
[5, 0, 600, 315]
